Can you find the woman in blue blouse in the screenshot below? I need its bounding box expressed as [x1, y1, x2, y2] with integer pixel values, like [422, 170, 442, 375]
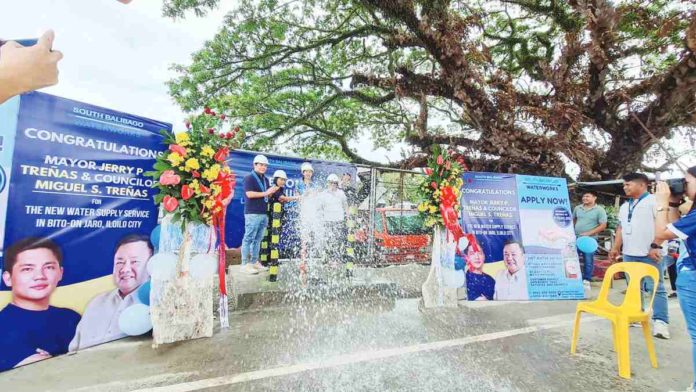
[655, 165, 696, 392]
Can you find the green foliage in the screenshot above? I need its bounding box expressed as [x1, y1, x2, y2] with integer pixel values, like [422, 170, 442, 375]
[162, 0, 695, 176]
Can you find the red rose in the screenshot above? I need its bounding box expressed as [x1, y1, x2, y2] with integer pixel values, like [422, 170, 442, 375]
[220, 114, 226, 120]
[431, 181, 438, 189]
[204, 107, 211, 114]
[436, 155, 444, 165]
[445, 160, 451, 170]
[168, 144, 187, 157]
[181, 184, 194, 200]
[208, 129, 215, 134]
[199, 184, 210, 194]
[192, 170, 201, 178]
[424, 168, 433, 175]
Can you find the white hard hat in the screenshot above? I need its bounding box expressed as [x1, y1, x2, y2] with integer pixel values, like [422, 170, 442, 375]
[327, 173, 339, 183]
[253, 155, 269, 165]
[272, 170, 288, 179]
[300, 162, 314, 172]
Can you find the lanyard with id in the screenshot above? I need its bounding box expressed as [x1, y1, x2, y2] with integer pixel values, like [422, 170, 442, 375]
[624, 192, 648, 234]
[252, 172, 268, 202]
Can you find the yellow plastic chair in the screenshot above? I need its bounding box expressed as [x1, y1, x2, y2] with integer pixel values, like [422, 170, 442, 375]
[570, 262, 659, 379]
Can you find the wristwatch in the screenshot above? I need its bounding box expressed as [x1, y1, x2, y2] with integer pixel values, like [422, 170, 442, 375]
[650, 242, 663, 249]
[669, 202, 681, 208]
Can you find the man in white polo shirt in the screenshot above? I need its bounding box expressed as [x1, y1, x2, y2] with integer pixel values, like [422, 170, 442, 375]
[609, 172, 670, 339]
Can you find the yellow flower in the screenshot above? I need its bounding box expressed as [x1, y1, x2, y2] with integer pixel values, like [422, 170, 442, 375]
[184, 158, 200, 171]
[202, 164, 221, 181]
[417, 202, 428, 212]
[203, 199, 214, 209]
[201, 145, 215, 158]
[428, 205, 438, 214]
[190, 179, 200, 193]
[210, 184, 222, 195]
[175, 132, 190, 146]
[167, 152, 184, 166]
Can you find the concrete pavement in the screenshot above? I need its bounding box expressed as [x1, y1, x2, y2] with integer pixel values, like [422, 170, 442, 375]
[0, 267, 692, 392]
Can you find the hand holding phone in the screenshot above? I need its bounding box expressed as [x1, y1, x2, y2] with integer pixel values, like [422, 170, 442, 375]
[0, 30, 63, 104]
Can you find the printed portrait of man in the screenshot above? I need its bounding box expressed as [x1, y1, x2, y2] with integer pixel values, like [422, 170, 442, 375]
[494, 239, 529, 300]
[0, 237, 80, 371]
[69, 233, 153, 351]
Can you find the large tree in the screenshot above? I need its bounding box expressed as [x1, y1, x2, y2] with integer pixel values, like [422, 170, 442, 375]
[164, 0, 696, 179]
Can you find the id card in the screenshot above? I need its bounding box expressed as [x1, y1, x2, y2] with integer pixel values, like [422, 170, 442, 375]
[624, 223, 632, 234]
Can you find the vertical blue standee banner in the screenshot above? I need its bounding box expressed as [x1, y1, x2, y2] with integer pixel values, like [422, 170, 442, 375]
[0, 92, 169, 371]
[516, 175, 583, 300]
[459, 172, 583, 301]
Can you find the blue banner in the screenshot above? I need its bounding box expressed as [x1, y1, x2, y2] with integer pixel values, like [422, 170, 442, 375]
[516, 175, 583, 300]
[224, 150, 357, 256]
[0, 92, 169, 371]
[459, 172, 583, 301]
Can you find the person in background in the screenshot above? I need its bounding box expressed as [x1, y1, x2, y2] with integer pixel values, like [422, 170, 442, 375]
[298, 162, 320, 265]
[0, 237, 80, 370]
[573, 190, 608, 295]
[317, 174, 349, 267]
[240, 155, 279, 274]
[0, 31, 62, 104]
[609, 172, 671, 339]
[69, 234, 153, 352]
[654, 166, 696, 392]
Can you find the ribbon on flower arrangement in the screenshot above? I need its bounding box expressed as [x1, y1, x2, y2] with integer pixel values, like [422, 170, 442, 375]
[439, 185, 481, 257]
[211, 166, 236, 329]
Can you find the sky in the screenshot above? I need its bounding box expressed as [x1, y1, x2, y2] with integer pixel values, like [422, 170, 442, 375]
[2, 1, 693, 177]
[1, 0, 403, 163]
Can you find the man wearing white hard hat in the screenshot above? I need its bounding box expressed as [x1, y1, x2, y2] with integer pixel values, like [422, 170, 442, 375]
[317, 174, 349, 266]
[297, 162, 321, 264]
[240, 155, 279, 274]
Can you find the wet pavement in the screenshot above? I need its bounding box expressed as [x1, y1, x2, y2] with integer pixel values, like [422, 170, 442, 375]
[0, 269, 692, 392]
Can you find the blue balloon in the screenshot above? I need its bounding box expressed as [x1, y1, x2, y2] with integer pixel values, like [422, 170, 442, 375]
[150, 225, 161, 252]
[576, 236, 598, 254]
[118, 304, 152, 336]
[137, 280, 151, 306]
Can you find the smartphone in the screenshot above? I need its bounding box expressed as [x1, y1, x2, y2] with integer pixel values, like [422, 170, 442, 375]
[15, 39, 38, 47]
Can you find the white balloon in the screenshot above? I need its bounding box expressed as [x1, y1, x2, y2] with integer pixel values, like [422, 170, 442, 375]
[146, 253, 178, 280]
[118, 304, 152, 336]
[189, 253, 218, 279]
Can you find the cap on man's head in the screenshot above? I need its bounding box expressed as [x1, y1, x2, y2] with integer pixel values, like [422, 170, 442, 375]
[327, 173, 339, 183]
[622, 172, 649, 184]
[4, 237, 63, 274]
[301, 162, 314, 173]
[253, 155, 269, 165]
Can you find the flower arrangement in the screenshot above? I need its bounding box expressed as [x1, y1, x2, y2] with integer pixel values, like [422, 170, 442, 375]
[417, 145, 467, 228]
[146, 107, 244, 226]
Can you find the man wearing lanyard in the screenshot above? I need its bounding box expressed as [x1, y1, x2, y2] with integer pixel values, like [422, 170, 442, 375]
[240, 155, 279, 274]
[609, 172, 670, 339]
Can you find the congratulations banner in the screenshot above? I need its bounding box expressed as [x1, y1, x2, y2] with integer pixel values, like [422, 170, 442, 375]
[459, 173, 583, 301]
[0, 92, 169, 371]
